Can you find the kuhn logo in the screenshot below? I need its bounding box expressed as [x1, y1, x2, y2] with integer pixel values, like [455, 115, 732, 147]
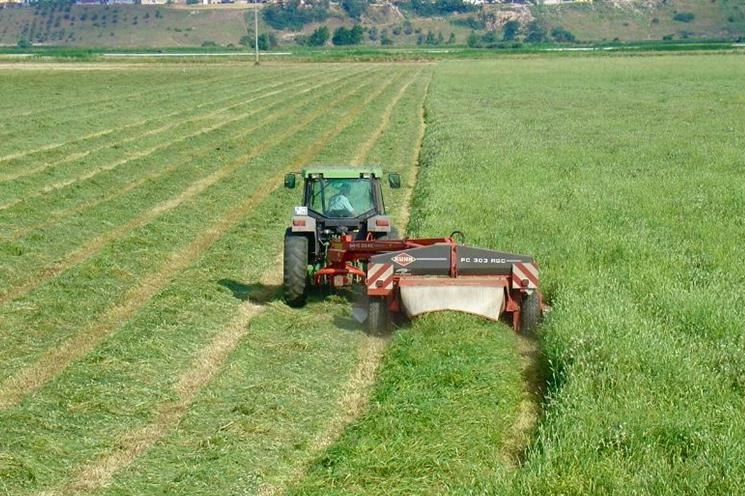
[391, 252, 416, 267]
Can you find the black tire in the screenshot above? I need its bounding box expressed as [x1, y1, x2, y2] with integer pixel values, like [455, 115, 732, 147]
[367, 296, 390, 336]
[519, 290, 541, 335]
[283, 230, 309, 308]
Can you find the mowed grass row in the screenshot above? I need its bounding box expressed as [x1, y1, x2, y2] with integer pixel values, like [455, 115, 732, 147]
[315, 54, 742, 494]
[0, 65, 326, 182]
[0, 64, 392, 388]
[91, 67, 434, 496]
[0, 64, 295, 155]
[0, 65, 362, 298]
[0, 62, 429, 495]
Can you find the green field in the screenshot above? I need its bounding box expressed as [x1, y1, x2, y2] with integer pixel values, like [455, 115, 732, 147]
[1, 53, 744, 495]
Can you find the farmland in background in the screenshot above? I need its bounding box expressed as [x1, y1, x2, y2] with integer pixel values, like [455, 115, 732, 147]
[2, 53, 745, 495]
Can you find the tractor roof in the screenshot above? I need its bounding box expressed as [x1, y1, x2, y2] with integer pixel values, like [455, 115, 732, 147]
[302, 165, 384, 179]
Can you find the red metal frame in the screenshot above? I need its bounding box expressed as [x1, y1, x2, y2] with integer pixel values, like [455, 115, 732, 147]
[312, 234, 539, 332]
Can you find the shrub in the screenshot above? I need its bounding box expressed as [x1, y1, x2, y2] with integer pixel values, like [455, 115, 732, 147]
[525, 20, 546, 43]
[551, 26, 576, 43]
[341, 0, 368, 20]
[502, 19, 519, 41]
[308, 25, 329, 46]
[262, 0, 328, 31]
[332, 24, 363, 45]
[673, 12, 695, 23]
[450, 15, 483, 30]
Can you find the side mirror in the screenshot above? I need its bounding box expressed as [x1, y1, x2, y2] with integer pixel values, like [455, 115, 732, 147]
[284, 173, 296, 189]
[388, 173, 401, 189]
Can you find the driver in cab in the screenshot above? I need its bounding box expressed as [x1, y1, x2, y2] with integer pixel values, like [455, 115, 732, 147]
[327, 182, 355, 217]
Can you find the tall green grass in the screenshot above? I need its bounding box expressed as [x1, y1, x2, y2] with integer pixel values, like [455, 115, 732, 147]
[294, 53, 745, 495]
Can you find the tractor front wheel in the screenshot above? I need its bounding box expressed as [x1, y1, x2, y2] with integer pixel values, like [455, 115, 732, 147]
[283, 230, 309, 307]
[367, 296, 390, 336]
[519, 291, 541, 335]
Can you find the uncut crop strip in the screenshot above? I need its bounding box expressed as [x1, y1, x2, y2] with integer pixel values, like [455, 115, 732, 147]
[0, 67, 364, 244]
[0, 67, 373, 307]
[18, 69, 419, 496]
[0, 67, 350, 208]
[0, 66, 320, 181]
[0, 67, 409, 412]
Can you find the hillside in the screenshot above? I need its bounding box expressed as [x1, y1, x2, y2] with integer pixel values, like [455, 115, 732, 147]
[0, 0, 743, 49]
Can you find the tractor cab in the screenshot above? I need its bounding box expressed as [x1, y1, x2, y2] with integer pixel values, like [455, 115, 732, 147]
[284, 166, 401, 252]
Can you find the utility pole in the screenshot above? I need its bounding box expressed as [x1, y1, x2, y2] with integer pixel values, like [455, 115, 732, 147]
[254, 0, 260, 65]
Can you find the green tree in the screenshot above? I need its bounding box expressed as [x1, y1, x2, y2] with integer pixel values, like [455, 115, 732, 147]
[502, 19, 519, 41]
[368, 26, 378, 42]
[308, 25, 330, 46]
[525, 20, 547, 43]
[551, 26, 575, 43]
[341, 0, 368, 20]
[380, 28, 393, 45]
[332, 24, 363, 45]
[262, 0, 328, 31]
[241, 32, 278, 50]
[466, 30, 480, 47]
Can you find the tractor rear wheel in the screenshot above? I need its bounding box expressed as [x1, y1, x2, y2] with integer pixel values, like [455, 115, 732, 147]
[368, 296, 390, 336]
[283, 230, 309, 308]
[519, 291, 541, 335]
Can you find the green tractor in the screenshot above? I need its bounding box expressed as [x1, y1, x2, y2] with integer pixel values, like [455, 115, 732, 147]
[282, 166, 401, 307]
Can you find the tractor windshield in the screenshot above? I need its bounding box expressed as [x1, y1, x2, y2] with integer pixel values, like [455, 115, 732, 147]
[309, 178, 375, 218]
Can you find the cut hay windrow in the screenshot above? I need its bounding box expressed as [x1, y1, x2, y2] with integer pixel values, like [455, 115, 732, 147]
[0, 67, 329, 182]
[0, 66, 411, 412]
[0, 67, 355, 210]
[0, 65, 246, 124]
[0, 66, 283, 158]
[1, 66, 368, 243]
[0, 67, 375, 305]
[0, 68, 253, 160]
[0, 66, 424, 495]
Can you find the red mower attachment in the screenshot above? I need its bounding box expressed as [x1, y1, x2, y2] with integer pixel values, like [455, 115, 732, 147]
[311, 234, 544, 336]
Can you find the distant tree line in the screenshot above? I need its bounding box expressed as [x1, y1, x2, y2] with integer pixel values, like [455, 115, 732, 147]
[402, 0, 477, 17]
[464, 18, 577, 47]
[262, 0, 329, 31]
